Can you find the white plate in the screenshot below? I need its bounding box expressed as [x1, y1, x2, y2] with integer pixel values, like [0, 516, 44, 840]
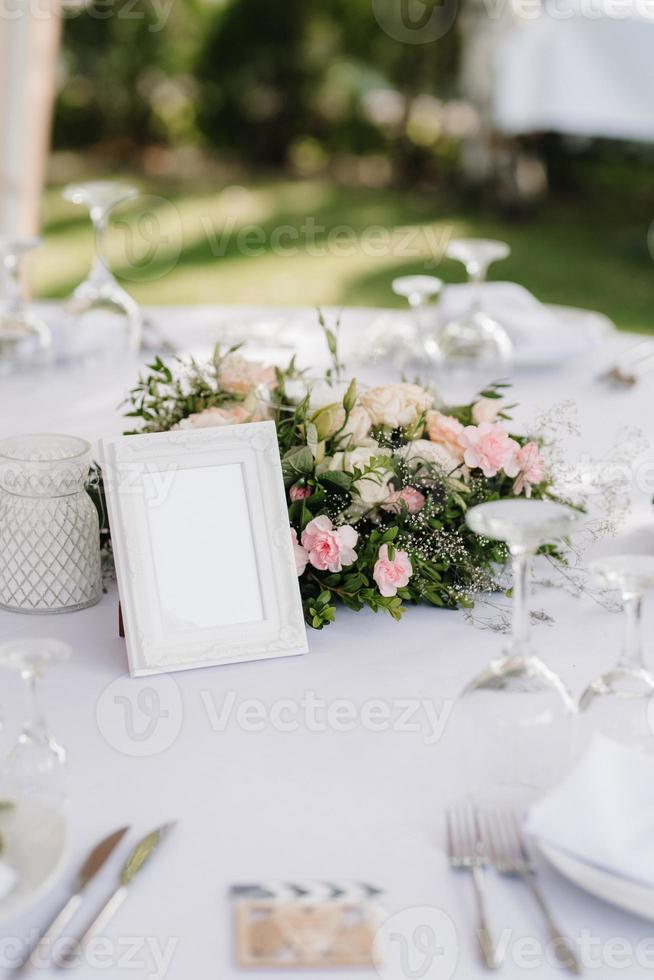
[539, 840, 654, 923]
[0, 798, 68, 924]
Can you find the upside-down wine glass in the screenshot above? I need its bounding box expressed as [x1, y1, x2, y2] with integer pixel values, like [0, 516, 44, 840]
[579, 555, 654, 752]
[0, 235, 51, 371]
[0, 638, 71, 805]
[457, 499, 582, 807]
[62, 181, 143, 354]
[354, 275, 443, 369]
[429, 239, 513, 401]
[392, 274, 443, 366]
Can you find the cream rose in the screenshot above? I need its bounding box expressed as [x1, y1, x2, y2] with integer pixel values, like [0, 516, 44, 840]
[359, 383, 432, 429]
[472, 397, 502, 425]
[217, 353, 277, 396]
[338, 405, 374, 448]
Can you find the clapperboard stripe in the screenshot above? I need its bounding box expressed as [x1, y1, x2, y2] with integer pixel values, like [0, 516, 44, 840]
[230, 880, 382, 900]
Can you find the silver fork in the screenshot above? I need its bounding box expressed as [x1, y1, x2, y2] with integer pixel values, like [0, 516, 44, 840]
[480, 811, 581, 975]
[446, 805, 498, 970]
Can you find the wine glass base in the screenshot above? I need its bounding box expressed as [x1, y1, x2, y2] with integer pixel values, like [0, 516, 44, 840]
[580, 666, 654, 707]
[454, 654, 577, 802]
[579, 668, 654, 753]
[2, 737, 68, 806]
[63, 291, 143, 358]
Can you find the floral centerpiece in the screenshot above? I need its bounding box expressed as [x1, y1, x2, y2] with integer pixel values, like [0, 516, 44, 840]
[124, 336, 556, 629]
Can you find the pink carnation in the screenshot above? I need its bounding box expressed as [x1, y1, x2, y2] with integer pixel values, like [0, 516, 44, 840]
[290, 528, 308, 576]
[373, 544, 413, 598]
[301, 515, 358, 573]
[425, 411, 465, 460]
[290, 484, 312, 502]
[459, 422, 520, 479]
[382, 486, 426, 515]
[512, 442, 546, 497]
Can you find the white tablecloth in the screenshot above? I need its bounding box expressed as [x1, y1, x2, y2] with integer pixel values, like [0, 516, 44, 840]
[1, 305, 654, 979]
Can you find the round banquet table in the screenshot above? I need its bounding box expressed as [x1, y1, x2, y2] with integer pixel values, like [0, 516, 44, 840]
[1, 305, 654, 980]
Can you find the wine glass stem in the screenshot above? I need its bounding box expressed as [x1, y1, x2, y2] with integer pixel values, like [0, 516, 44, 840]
[620, 591, 645, 670]
[3, 253, 23, 314]
[467, 264, 486, 316]
[510, 547, 532, 655]
[21, 669, 47, 743]
[409, 295, 425, 341]
[90, 207, 110, 274]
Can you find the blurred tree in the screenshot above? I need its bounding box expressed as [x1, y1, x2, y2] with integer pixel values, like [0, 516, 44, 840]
[196, 0, 328, 163]
[195, 0, 460, 174]
[54, 0, 206, 154]
[54, 0, 461, 177]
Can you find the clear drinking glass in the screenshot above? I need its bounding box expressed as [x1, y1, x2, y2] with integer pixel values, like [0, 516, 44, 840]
[579, 555, 654, 751]
[430, 239, 513, 401]
[392, 275, 443, 365]
[0, 235, 51, 371]
[63, 181, 143, 354]
[456, 499, 581, 805]
[0, 638, 71, 805]
[353, 276, 442, 369]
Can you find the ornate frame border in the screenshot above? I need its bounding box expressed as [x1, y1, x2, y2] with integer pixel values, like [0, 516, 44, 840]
[100, 421, 307, 676]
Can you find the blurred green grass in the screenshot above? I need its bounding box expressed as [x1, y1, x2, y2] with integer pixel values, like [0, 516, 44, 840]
[34, 174, 654, 332]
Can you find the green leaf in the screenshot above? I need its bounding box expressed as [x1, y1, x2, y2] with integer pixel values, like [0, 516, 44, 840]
[319, 470, 353, 491]
[281, 447, 314, 486]
[305, 421, 320, 459]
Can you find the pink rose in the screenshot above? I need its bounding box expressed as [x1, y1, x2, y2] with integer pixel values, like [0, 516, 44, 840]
[290, 528, 308, 576]
[301, 515, 358, 572]
[471, 398, 502, 425]
[373, 544, 413, 598]
[459, 422, 520, 479]
[218, 353, 277, 396]
[512, 442, 546, 497]
[382, 486, 426, 515]
[177, 404, 251, 429]
[290, 484, 312, 502]
[425, 411, 465, 460]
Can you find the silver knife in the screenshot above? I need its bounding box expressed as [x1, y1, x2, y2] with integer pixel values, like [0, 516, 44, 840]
[14, 826, 130, 974]
[58, 822, 176, 970]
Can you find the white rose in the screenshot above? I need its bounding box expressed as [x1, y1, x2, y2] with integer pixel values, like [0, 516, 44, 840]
[346, 447, 393, 513]
[399, 439, 464, 476]
[286, 379, 350, 410]
[319, 444, 393, 515]
[359, 383, 432, 429]
[338, 405, 374, 448]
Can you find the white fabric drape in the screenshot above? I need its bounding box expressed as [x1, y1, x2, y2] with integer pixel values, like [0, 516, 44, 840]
[494, 14, 654, 142]
[0, 1, 60, 234]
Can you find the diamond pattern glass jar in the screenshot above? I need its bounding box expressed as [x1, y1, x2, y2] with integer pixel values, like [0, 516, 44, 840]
[0, 434, 102, 613]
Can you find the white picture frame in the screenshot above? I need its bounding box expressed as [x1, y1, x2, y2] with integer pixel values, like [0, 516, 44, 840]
[100, 421, 308, 676]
